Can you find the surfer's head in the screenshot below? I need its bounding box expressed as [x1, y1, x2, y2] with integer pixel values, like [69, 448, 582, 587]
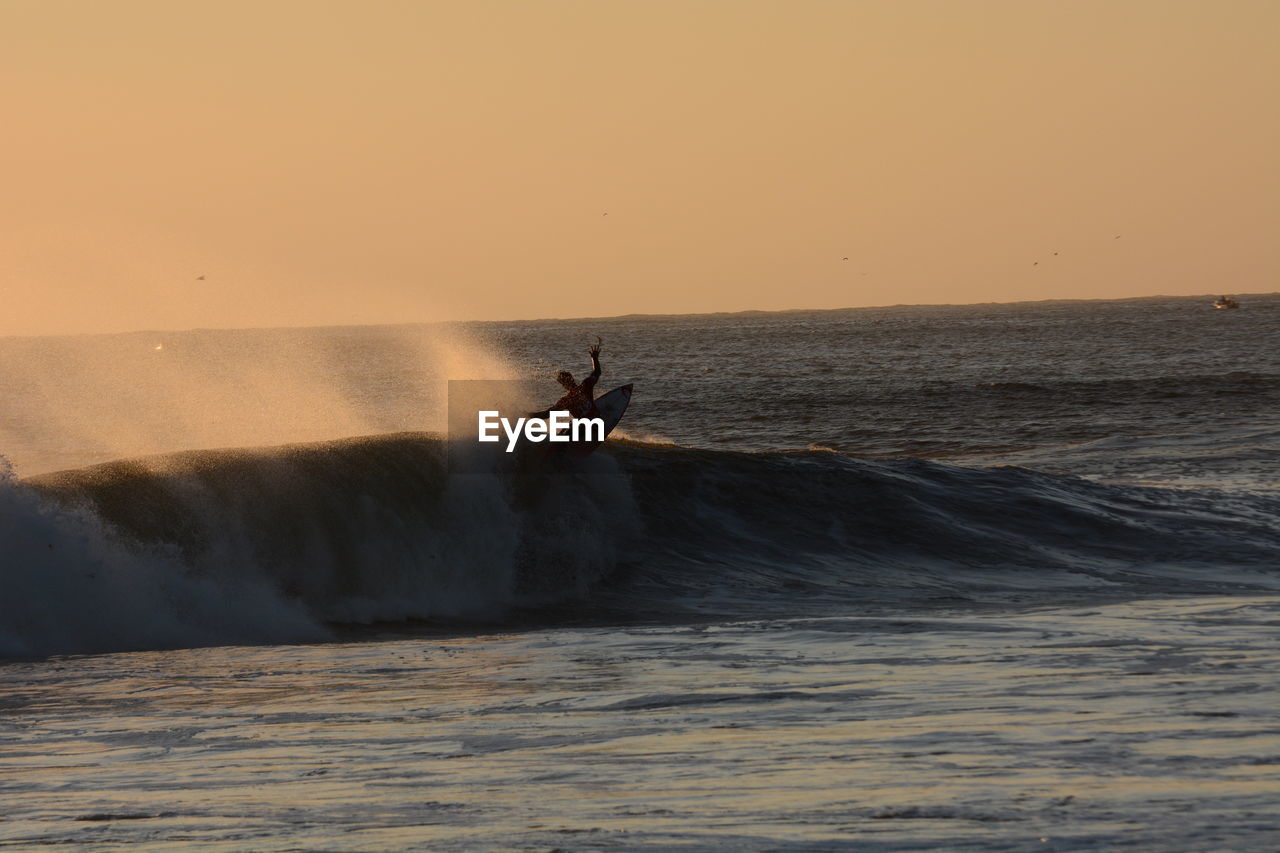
[556, 370, 575, 389]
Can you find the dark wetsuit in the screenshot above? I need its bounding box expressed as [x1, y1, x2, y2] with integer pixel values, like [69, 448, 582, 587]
[550, 373, 599, 418]
[534, 353, 601, 423]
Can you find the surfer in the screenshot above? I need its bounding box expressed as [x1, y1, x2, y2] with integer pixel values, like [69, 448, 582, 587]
[531, 337, 603, 421]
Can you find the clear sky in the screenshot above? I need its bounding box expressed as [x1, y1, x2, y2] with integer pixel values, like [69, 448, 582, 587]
[2, 0, 1277, 336]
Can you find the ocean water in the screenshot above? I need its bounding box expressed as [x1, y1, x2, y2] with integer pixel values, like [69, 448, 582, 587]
[2, 294, 1279, 850]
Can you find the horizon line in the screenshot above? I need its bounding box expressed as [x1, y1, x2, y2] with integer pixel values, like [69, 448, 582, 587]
[4, 290, 1275, 341]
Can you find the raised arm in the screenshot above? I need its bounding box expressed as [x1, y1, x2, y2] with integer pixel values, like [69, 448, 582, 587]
[587, 336, 602, 383]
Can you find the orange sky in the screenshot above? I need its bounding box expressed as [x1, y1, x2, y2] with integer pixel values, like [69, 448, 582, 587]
[2, 0, 1277, 336]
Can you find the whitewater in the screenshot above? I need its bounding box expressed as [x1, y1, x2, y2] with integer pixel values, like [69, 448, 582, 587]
[2, 294, 1278, 850]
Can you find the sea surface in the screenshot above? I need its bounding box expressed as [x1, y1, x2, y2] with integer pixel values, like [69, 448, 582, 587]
[2, 294, 1279, 850]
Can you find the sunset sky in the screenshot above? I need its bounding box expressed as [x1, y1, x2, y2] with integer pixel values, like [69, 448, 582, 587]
[2, 0, 1277, 336]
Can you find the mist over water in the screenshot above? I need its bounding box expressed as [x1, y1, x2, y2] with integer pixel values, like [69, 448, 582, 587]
[0, 323, 514, 477]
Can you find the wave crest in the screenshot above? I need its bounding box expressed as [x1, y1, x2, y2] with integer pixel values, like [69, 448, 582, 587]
[5, 435, 1278, 656]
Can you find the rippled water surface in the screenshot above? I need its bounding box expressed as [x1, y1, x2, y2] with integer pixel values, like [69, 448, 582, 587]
[2, 295, 1278, 850]
[4, 598, 1279, 851]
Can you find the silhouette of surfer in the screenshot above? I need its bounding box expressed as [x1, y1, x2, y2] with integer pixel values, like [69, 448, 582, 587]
[531, 337, 603, 422]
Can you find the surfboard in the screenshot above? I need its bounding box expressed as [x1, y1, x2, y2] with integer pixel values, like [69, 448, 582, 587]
[593, 384, 633, 441]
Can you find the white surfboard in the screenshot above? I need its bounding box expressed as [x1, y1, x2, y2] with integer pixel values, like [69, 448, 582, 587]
[592, 384, 633, 440]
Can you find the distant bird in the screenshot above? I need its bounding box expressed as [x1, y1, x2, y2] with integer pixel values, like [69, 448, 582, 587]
[602, 212, 608, 217]
[1114, 235, 1121, 239]
[1033, 262, 1039, 266]
[196, 275, 205, 280]
[842, 257, 848, 261]
[1053, 252, 1059, 256]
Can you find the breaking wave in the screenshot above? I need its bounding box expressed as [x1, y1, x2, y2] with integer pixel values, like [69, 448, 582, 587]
[4, 434, 1278, 657]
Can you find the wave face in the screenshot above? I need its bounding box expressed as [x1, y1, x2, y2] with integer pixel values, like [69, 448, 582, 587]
[610, 441, 1280, 614]
[6, 435, 1280, 656]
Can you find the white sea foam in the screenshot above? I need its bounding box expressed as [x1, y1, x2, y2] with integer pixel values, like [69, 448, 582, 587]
[0, 460, 324, 657]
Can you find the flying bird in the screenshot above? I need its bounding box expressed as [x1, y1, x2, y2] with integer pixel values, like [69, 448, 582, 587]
[196, 275, 206, 280]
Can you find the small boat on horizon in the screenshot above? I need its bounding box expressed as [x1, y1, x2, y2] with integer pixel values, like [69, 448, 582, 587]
[1213, 295, 1240, 309]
